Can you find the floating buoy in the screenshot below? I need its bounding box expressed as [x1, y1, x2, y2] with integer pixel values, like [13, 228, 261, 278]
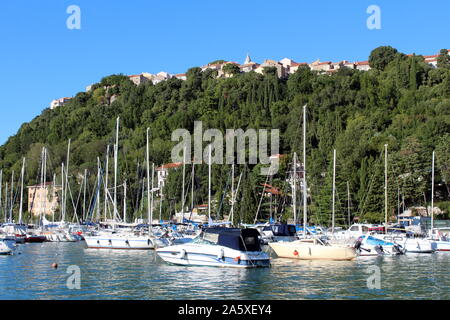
[293, 250, 299, 256]
[51, 263, 58, 269]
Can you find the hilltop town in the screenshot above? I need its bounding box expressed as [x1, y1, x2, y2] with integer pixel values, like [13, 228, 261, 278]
[49, 49, 449, 109]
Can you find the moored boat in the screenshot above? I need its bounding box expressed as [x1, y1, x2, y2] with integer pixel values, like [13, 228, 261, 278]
[156, 227, 270, 268]
[269, 238, 357, 261]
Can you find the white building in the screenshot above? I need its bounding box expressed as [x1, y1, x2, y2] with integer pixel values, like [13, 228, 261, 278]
[49, 97, 71, 110]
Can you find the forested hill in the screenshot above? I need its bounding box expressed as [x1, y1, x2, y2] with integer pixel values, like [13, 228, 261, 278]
[1, 46, 449, 225]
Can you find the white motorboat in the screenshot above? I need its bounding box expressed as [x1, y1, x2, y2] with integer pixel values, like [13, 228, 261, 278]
[84, 228, 171, 250]
[371, 233, 434, 254]
[354, 235, 406, 256]
[0, 237, 16, 255]
[156, 227, 271, 268]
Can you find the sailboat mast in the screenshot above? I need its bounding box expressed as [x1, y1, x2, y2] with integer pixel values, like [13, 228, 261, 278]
[384, 144, 388, 234]
[208, 144, 212, 223]
[0, 170, 2, 223]
[302, 105, 307, 238]
[431, 151, 435, 235]
[64, 140, 71, 222]
[332, 149, 336, 234]
[104, 145, 110, 221]
[150, 163, 155, 226]
[97, 157, 101, 221]
[146, 128, 151, 231]
[181, 146, 186, 222]
[61, 163, 64, 222]
[347, 181, 351, 227]
[19, 158, 25, 224]
[83, 169, 87, 221]
[292, 153, 297, 226]
[123, 179, 127, 224]
[191, 162, 195, 212]
[230, 164, 235, 224]
[52, 174, 56, 223]
[10, 170, 14, 223]
[114, 117, 120, 225]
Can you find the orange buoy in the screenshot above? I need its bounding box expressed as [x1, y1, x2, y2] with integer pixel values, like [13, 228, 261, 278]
[293, 250, 299, 256]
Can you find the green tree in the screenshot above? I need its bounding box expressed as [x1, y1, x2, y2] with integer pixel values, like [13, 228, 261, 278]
[369, 46, 400, 71]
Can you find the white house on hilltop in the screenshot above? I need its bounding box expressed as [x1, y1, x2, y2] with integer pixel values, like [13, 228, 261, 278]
[50, 97, 71, 110]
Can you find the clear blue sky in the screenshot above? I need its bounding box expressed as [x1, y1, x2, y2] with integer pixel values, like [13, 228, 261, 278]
[0, 0, 448, 145]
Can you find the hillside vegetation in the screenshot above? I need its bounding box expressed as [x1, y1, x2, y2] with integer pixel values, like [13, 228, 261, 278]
[1, 46, 449, 225]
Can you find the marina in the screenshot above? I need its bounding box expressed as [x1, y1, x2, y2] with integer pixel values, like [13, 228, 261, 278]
[0, 241, 448, 300]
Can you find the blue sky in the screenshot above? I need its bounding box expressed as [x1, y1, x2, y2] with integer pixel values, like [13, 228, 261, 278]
[0, 0, 448, 145]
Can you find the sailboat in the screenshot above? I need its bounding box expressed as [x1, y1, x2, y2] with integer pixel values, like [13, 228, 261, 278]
[84, 122, 170, 249]
[269, 106, 357, 261]
[428, 151, 450, 251]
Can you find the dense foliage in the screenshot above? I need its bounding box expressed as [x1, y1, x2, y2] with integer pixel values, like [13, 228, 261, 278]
[1, 47, 449, 225]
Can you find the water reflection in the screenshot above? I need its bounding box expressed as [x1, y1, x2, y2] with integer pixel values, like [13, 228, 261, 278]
[0, 242, 448, 300]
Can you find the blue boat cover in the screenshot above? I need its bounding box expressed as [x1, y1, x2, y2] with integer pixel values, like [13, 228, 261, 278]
[203, 227, 261, 252]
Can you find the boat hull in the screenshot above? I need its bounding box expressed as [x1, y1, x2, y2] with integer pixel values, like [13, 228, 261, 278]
[156, 244, 270, 268]
[84, 235, 170, 250]
[269, 241, 357, 261]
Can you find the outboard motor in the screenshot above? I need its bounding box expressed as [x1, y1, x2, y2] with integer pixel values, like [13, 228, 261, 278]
[374, 245, 384, 255]
[392, 244, 404, 255]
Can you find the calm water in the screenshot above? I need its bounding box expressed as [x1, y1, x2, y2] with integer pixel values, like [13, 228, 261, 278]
[0, 242, 448, 300]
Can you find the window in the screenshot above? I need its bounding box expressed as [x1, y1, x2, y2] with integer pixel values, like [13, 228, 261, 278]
[244, 237, 256, 245]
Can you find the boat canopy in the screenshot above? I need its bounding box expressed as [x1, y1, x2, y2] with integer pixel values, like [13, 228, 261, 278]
[202, 227, 261, 252]
[265, 224, 297, 237]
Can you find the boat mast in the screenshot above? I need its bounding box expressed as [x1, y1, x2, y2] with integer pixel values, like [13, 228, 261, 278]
[83, 169, 87, 221]
[19, 158, 25, 224]
[230, 164, 234, 224]
[52, 174, 56, 223]
[97, 157, 101, 222]
[181, 146, 186, 223]
[123, 179, 127, 224]
[302, 105, 307, 238]
[63, 140, 71, 222]
[104, 145, 110, 221]
[384, 144, 388, 234]
[347, 181, 351, 227]
[0, 170, 2, 223]
[208, 144, 212, 223]
[9, 170, 14, 223]
[151, 163, 155, 226]
[61, 163, 64, 222]
[431, 151, 435, 236]
[113, 117, 120, 226]
[332, 149, 336, 234]
[5, 182, 8, 224]
[191, 162, 195, 214]
[146, 128, 151, 232]
[292, 153, 297, 226]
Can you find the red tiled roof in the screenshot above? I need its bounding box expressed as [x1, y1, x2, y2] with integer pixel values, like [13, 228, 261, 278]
[156, 162, 182, 170]
[355, 61, 369, 65]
